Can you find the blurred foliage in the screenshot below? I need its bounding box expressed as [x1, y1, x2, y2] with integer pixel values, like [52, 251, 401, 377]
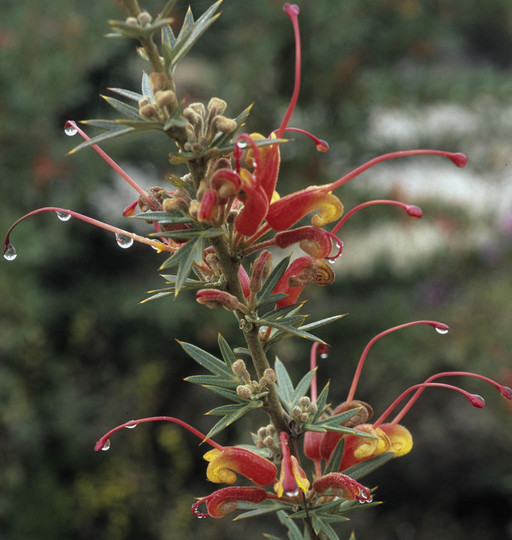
[1, 0, 512, 539]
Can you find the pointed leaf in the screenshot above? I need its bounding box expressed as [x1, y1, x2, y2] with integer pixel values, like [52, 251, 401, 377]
[324, 438, 345, 475]
[274, 358, 295, 407]
[218, 334, 236, 369]
[256, 256, 291, 306]
[342, 452, 395, 480]
[203, 401, 260, 440]
[102, 95, 141, 120]
[108, 87, 144, 102]
[292, 370, 316, 404]
[131, 211, 193, 225]
[68, 126, 135, 153]
[179, 341, 236, 378]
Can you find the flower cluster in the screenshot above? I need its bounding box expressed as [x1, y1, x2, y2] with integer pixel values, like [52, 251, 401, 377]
[4, 2, 511, 539]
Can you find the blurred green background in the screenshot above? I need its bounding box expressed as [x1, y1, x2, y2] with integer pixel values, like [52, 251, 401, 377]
[1, 0, 512, 539]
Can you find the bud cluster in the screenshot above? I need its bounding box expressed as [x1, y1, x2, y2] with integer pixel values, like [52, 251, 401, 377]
[291, 396, 318, 426]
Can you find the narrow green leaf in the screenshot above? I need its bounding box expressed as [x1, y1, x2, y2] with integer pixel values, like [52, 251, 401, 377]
[108, 87, 144, 102]
[311, 381, 331, 422]
[179, 341, 235, 378]
[151, 227, 223, 239]
[203, 402, 257, 440]
[298, 314, 347, 332]
[343, 452, 395, 480]
[256, 256, 291, 305]
[102, 95, 141, 120]
[324, 438, 345, 475]
[276, 510, 305, 540]
[141, 71, 155, 101]
[184, 374, 238, 388]
[131, 211, 193, 224]
[292, 370, 316, 404]
[161, 22, 176, 49]
[234, 501, 291, 522]
[311, 515, 343, 540]
[274, 358, 295, 406]
[259, 318, 325, 343]
[68, 126, 135, 153]
[218, 334, 236, 369]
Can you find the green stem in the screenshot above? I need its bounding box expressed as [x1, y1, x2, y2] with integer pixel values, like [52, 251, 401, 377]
[209, 235, 288, 434]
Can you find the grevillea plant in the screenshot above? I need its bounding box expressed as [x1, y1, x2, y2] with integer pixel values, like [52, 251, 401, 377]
[4, 2, 511, 539]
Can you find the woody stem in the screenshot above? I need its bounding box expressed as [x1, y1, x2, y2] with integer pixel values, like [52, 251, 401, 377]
[209, 235, 288, 434]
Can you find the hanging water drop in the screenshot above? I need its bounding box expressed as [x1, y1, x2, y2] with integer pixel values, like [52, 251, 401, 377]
[64, 123, 78, 137]
[115, 233, 134, 249]
[101, 439, 111, 451]
[125, 422, 138, 429]
[435, 327, 449, 335]
[3, 243, 17, 261]
[56, 211, 71, 222]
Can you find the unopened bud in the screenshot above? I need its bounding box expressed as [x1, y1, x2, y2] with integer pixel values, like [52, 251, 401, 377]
[155, 90, 175, 108]
[257, 426, 268, 439]
[214, 116, 238, 134]
[236, 385, 253, 399]
[299, 396, 311, 409]
[139, 103, 157, 119]
[300, 412, 309, 423]
[196, 289, 241, 311]
[262, 368, 277, 385]
[232, 359, 250, 382]
[263, 436, 275, 448]
[292, 406, 302, 419]
[149, 72, 167, 93]
[307, 402, 318, 414]
[266, 424, 276, 436]
[207, 97, 227, 116]
[125, 16, 138, 26]
[137, 11, 152, 26]
[249, 251, 272, 294]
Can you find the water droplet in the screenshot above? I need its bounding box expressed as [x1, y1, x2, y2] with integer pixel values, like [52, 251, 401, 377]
[236, 140, 247, 149]
[56, 211, 71, 222]
[285, 489, 299, 497]
[64, 123, 77, 137]
[115, 233, 134, 249]
[101, 439, 111, 451]
[435, 327, 449, 335]
[125, 422, 138, 429]
[3, 243, 17, 261]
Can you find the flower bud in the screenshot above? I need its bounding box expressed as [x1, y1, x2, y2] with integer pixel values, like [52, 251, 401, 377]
[196, 289, 241, 311]
[155, 90, 175, 107]
[249, 250, 272, 294]
[149, 72, 167, 93]
[257, 426, 268, 439]
[137, 11, 152, 26]
[139, 103, 157, 119]
[214, 116, 238, 134]
[236, 385, 253, 399]
[263, 436, 275, 448]
[207, 97, 227, 116]
[262, 368, 277, 385]
[299, 396, 311, 409]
